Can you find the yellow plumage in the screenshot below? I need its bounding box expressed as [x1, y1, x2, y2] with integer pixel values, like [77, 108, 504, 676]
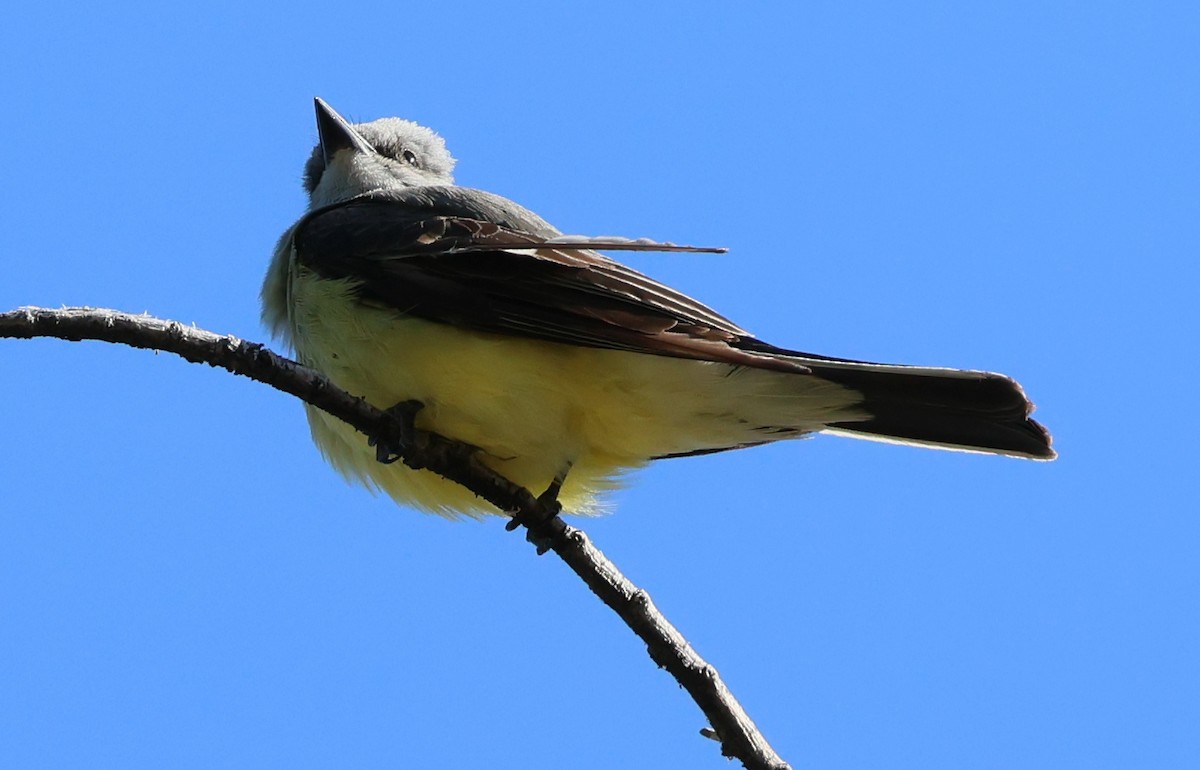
[280, 266, 861, 518]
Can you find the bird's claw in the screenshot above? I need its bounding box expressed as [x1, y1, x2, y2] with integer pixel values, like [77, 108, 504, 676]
[505, 473, 568, 555]
[368, 399, 425, 464]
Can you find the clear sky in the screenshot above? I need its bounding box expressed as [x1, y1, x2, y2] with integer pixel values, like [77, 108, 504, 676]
[1, 3, 1196, 768]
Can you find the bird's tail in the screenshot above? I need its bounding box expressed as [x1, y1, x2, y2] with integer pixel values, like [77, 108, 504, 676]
[801, 357, 1055, 460]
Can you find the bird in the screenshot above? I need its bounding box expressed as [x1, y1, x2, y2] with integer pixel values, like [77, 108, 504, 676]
[262, 98, 1054, 519]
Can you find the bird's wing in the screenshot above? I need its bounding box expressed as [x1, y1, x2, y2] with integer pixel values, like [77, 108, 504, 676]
[291, 189, 811, 373]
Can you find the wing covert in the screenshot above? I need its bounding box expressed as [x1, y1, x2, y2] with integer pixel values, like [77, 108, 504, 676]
[292, 189, 810, 373]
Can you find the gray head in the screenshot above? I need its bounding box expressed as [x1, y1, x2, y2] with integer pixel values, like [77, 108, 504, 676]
[304, 98, 456, 208]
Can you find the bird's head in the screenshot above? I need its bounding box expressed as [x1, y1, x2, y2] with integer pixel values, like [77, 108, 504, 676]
[304, 98, 456, 208]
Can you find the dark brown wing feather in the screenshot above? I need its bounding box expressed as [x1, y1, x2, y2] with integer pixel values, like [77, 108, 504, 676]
[292, 191, 811, 373]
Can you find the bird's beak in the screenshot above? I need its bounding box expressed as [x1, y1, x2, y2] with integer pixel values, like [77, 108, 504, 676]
[314, 97, 375, 164]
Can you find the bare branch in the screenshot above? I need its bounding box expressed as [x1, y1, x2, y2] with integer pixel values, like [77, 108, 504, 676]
[1, 305, 792, 770]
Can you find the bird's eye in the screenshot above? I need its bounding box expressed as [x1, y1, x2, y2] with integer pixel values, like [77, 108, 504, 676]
[402, 149, 419, 168]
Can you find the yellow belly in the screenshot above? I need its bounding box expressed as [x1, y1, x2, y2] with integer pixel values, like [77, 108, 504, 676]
[287, 272, 862, 517]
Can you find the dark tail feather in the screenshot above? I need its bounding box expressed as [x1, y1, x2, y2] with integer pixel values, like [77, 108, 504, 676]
[808, 361, 1055, 460]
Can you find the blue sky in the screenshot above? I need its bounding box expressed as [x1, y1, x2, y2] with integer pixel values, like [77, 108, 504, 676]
[1, 2, 1196, 768]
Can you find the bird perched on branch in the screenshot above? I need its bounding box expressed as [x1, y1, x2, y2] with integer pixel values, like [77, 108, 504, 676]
[262, 98, 1053, 518]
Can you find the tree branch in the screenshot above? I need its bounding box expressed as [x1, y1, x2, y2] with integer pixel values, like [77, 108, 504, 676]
[1, 306, 791, 770]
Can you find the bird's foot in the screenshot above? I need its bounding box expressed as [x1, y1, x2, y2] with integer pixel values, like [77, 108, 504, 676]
[368, 399, 425, 464]
[506, 467, 570, 555]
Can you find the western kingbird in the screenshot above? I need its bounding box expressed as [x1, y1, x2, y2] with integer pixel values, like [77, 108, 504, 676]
[262, 98, 1054, 518]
